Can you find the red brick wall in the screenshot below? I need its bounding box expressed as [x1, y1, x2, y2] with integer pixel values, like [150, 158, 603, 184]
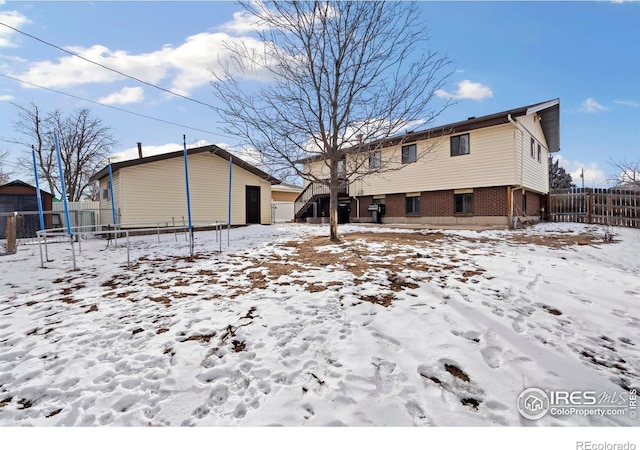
[513, 189, 543, 216]
[474, 187, 508, 216]
[423, 190, 453, 216]
[355, 196, 373, 217]
[351, 186, 545, 219]
[384, 193, 406, 217]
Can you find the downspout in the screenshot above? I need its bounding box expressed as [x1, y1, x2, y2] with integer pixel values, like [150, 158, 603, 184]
[507, 114, 524, 228]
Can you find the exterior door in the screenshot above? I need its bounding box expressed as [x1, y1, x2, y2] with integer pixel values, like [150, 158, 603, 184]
[245, 186, 261, 224]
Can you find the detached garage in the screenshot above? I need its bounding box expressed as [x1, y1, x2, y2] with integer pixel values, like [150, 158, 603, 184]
[0, 180, 54, 238]
[90, 144, 280, 227]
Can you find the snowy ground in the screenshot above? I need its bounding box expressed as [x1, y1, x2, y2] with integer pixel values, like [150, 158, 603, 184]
[0, 222, 638, 431]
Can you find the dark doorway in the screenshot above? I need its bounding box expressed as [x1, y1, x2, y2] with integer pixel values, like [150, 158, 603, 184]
[245, 186, 261, 224]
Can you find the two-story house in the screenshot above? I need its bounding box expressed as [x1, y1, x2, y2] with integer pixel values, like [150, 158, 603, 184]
[295, 99, 560, 227]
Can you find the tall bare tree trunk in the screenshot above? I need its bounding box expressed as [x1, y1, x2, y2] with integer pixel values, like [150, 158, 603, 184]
[329, 177, 339, 242]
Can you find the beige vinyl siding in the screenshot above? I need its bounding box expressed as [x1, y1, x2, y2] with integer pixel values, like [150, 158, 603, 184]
[118, 153, 272, 225]
[302, 113, 551, 196]
[304, 160, 331, 185]
[98, 170, 120, 225]
[350, 123, 518, 196]
[514, 115, 550, 194]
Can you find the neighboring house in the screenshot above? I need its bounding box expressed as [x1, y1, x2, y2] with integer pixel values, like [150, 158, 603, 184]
[90, 145, 280, 227]
[296, 99, 560, 227]
[0, 180, 54, 237]
[272, 182, 303, 202]
[272, 182, 303, 223]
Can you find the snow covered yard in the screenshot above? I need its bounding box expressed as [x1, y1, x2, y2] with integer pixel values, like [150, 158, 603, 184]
[0, 222, 638, 428]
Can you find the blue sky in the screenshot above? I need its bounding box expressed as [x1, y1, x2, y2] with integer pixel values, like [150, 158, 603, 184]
[0, 1, 638, 187]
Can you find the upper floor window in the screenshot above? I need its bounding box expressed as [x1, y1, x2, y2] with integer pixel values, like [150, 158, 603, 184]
[450, 134, 470, 156]
[369, 150, 381, 169]
[402, 144, 417, 163]
[537, 143, 541, 162]
[337, 158, 346, 177]
[531, 138, 536, 158]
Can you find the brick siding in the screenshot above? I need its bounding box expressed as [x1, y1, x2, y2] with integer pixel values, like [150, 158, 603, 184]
[474, 187, 508, 216]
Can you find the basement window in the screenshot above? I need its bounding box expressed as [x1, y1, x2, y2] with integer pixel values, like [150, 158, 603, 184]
[405, 193, 421, 214]
[454, 192, 473, 215]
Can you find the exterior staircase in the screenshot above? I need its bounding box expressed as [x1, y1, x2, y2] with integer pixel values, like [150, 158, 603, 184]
[294, 179, 349, 220]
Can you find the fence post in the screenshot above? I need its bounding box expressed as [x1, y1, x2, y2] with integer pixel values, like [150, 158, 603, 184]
[6, 214, 17, 254]
[587, 188, 593, 224]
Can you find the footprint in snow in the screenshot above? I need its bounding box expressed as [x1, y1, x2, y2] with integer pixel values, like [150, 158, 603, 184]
[405, 400, 433, 426]
[372, 357, 397, 394]
[480, 345, 503, 369]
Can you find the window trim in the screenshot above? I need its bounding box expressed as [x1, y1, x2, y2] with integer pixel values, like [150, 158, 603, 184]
[401, 144, 417, 164]
[450, 133, 470, 157]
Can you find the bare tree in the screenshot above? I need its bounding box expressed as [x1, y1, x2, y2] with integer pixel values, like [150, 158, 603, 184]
[0, 148, 10, 184]
[609, 158, 640, 188]
[8, 102, 117, 201]
[211, 1, 452, 241]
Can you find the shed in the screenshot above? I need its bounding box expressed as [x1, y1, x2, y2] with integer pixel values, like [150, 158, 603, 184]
[0, 180, 54, 238]
[90, 144, 281, 227]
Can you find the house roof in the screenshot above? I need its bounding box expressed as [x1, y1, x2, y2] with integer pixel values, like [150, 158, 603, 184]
[272, 182, 303, 193]
[90, 144, 281, 184]
[295, 99, 560, 165]
[0, 179, 53, 196]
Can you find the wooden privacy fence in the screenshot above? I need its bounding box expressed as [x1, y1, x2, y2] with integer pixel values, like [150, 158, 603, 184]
[549, 188, 639, 228]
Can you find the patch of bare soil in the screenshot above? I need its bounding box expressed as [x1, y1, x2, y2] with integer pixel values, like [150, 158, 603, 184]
[445, 364, 470, 382]
[509, 232, 607, 248]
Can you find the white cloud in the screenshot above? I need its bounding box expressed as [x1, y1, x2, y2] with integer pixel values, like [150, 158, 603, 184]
[555, 155, 609, 187]
[110, 140, 263, 170]
[580, 98, 608, 113]
[16, 32, 270, 96]
[614, 99, 639, 108]
[0, 9, 31, 47]
[435, 80, 493, 101]
[219, 9, 267, 34]
[98, 86, 144, 105]
[111, 142, 187, 163]
[0, 94, 14, 101]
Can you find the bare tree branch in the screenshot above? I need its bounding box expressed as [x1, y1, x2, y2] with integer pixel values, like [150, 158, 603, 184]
[211, 1, 453, 240]
[8, 102, 118, 201]
[0, 147, 10, 185]
[609, 157, 640, 188]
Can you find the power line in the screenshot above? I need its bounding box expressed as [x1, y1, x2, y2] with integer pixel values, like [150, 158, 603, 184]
[0, 72, 231, 139]
[0, 21, 223, 112]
